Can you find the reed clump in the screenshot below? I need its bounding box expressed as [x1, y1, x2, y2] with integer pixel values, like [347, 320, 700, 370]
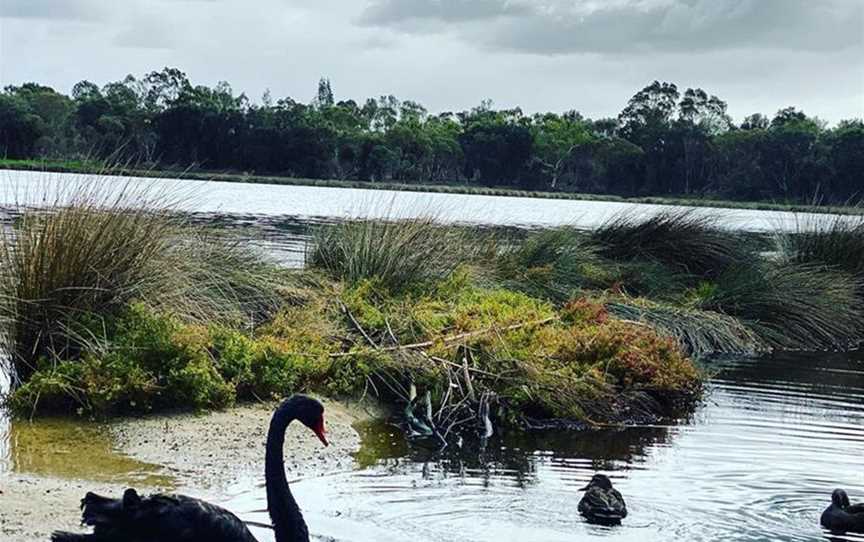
[698, 263, 864, 351]
[592, 211, 749, 279]
[778, 214, 864, 276]
[307, 216, 476, 291]
[0, 178, 282, 386]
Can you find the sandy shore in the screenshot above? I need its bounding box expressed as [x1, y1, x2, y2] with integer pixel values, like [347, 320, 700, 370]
[0, 398, 377, 542]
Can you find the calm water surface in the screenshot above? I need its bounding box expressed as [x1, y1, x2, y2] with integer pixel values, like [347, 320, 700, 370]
[0, 169, 847, 232]
[217, 353, 864, 542]
[2, 169, 847, 268]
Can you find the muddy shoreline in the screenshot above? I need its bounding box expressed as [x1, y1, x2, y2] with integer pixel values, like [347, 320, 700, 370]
[0, 398, 378, 542]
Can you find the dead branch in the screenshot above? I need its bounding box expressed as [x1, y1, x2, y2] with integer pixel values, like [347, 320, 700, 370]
[330, 316, 558, 358]
[339, 300, 378, 349]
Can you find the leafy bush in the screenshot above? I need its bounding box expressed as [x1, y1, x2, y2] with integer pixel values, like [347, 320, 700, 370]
[10, 304, 232, 414]
[8, 273, 395, 416]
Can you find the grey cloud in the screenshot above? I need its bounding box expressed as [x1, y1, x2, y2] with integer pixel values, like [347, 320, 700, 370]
[113, 21, 178, 50]
[0, 0, 859, 123]
[0, 0, 104, 20]
[358, 0, 530, 26]
[359, 0, 864, 54]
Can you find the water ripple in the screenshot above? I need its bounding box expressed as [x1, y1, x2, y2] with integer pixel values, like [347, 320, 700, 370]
[222, 352, 864, 541]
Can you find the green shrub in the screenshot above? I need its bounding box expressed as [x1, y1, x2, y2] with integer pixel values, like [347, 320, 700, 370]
[333, 278, 700, 423]
[6, 275, 390, 415]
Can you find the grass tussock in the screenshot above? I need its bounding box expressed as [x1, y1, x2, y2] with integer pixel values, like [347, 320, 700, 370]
[307, 216, 475, 291]
[699, 263, 864, 351]
[778, 214, 864, 276]
[607, 299, 764, 358]
[494, 228, 610, 300]
[592, 211, 750, 278]
[0, 178, 282, 385]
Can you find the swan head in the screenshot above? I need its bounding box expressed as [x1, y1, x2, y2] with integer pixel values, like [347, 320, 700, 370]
[282, 394, 328, 447]
[831, 489, 851, 509]
[580, 474, 614, 492]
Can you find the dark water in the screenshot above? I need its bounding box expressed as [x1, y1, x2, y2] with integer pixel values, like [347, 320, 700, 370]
[225, 353, 864, 542]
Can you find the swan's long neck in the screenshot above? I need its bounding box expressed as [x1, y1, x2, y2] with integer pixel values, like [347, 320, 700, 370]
[265, 407, 309, 542]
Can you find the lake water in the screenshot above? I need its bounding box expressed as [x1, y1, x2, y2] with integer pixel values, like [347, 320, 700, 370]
[1, 170, 862, 540]
[222, 353, 864, 542]
[0, 169, 847, 231]
[1, 169, 848, 268]
[2, 353, 862, 540]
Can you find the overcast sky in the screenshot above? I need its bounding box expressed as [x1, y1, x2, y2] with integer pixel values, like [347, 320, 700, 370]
[0, 0, 862, 123]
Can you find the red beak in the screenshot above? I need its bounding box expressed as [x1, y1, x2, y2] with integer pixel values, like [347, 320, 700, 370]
[313, 419, 328, 447]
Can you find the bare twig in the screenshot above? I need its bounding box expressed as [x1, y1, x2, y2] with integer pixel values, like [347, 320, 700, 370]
[330, 316, 558, 358]
[462, 354, 476, 402]
[340, 300, 378, 349]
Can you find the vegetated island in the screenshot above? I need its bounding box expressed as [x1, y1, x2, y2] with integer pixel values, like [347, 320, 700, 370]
[3, 178, 864, 440]
[1, 67, 862, 213]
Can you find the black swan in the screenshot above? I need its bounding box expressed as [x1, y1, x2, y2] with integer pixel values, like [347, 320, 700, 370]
[821, 488, 864, 534]
[51, 394, 329, 542]
[577, 474, 628, 525]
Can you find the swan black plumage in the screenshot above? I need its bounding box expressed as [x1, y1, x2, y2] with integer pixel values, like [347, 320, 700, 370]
[821, 489, 864, 534]
[577, 474, 627, 525]
[51, 394, 329, 542]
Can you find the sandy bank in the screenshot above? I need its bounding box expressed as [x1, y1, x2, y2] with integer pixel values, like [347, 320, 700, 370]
[0, 398, 376, 542]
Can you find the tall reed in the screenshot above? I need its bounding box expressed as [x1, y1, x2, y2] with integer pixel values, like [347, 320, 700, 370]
[778, 214, 864, 276]
[0, 177, 280, 385]
[307, 216, 472, 290]
[592, 210, 751, 278]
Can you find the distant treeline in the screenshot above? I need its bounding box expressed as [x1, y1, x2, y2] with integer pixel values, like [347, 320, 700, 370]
[0, 67, 862, 203]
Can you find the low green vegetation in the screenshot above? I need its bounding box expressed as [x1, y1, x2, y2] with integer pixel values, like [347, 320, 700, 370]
[4, 185, 864, 430]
